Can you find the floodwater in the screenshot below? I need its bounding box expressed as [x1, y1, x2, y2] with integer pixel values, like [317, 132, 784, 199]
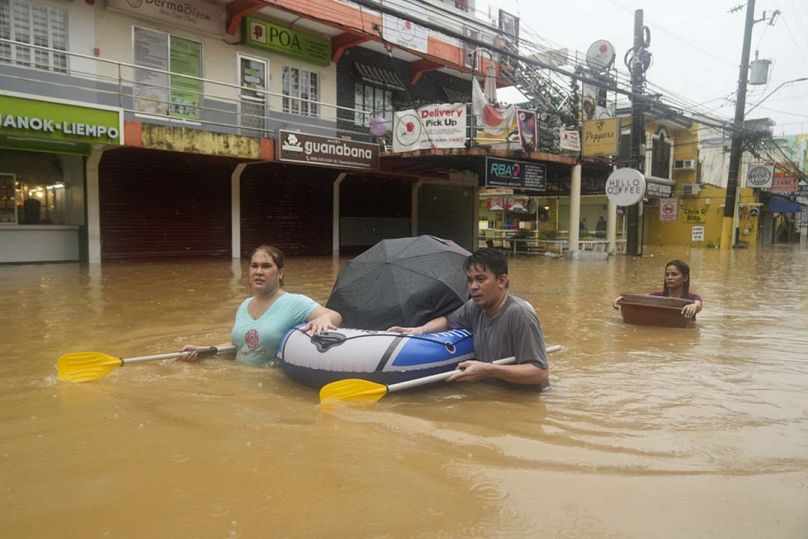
[1, 246, 807, 538]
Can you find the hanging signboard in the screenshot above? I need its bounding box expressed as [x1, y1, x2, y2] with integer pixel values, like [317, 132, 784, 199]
[392, 104, 466, 152]
[767, 162, 799, 194]
[582, 118, 618, 157]
[605, 168, 645, 206]
[278, 130, 379, 170]
[646, 181, 673, 198]
[484, 157, 547, 192]
[746, 163, 774, 188]
[659, 197, 678, 222]
[516, 109, 537, 152]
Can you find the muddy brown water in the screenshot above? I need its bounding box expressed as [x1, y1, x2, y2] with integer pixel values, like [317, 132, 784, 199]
[1, 247, 807, 537]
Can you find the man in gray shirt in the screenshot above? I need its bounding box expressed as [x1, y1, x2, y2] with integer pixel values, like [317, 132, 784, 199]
[389, 248, 548, 388]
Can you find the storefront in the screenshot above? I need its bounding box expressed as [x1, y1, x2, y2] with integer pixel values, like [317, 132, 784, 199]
[0, 92, 122, 263]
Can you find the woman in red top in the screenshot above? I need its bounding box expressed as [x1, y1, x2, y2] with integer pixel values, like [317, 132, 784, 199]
[613, 259, 703, 319]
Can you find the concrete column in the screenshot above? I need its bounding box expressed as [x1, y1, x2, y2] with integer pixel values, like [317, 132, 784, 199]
[332, 173, 346, 256]
[231, 163, 246, 259]
[607, 197, 617, 254]
[568, 163, 582, 253]
[86, 147, 104, 264]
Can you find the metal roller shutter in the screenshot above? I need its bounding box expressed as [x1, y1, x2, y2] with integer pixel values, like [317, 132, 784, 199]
[99, 148, 234, 260]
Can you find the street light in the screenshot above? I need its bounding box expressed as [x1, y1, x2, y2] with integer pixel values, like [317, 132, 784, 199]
[745, 77, 808, 115]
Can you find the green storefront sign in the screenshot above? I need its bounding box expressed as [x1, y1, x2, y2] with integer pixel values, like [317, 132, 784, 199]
[244, 16, 331, 66]
[0, 94, 122, 154]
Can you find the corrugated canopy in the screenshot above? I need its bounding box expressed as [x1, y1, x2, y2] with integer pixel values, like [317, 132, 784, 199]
[354, 63, 407, 91]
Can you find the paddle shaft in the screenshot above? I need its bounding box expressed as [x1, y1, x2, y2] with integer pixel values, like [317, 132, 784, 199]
[386, 344, 561, 393]
[123, 344, 235, 365]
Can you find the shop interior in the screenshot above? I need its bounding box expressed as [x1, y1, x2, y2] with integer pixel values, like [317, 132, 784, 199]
[478, 188, 625, 252]
[0, 150, 84, 226]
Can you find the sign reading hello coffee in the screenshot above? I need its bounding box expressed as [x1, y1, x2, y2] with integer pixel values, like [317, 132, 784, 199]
[278, 130, 379, 170]
[605, 167, 645, 206]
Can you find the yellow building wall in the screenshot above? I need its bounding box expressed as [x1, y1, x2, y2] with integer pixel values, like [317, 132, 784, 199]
[643, 122, 759, 248]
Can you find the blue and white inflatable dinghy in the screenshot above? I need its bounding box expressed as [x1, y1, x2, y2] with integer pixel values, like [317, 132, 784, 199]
[278, 326, 474, 388]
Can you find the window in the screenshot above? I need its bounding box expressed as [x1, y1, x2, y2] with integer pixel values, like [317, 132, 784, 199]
[354, 83, 392, 127]
[282, 66, 318, 117]
[0, 0, 68, 72]
[133, 27, 202, 120]
[650, 127, 672, 179]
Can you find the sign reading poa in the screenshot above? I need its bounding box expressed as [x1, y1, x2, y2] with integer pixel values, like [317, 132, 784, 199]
[605, 168, 645, 206]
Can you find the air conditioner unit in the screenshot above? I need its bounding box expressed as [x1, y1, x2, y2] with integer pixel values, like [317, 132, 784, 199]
[674, 159, 696, 170]
[682, 184, 701, 197]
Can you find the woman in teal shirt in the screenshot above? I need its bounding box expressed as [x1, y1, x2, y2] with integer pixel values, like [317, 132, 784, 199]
[181, 245, 342, 365]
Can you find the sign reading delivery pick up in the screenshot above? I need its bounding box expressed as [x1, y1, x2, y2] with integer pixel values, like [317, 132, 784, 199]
[605, 167, 645, 206]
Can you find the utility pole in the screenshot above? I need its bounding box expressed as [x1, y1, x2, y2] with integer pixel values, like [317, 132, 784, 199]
[720, 0, 756, 249]
[626, 10, 651, 256]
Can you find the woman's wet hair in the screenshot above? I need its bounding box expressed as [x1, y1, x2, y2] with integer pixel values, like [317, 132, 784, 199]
[464, 247, 508, 277]
[662, 259, 690, 297]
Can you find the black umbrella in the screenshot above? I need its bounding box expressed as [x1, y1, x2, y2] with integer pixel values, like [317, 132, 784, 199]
[326, 235, 471, 330]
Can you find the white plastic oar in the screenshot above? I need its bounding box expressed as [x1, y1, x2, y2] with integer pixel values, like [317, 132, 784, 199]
[57, 344, 235, 383]
[320, 344, 561, 404]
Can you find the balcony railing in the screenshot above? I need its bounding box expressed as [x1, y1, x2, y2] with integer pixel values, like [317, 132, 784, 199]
[0, 38, 549, 156]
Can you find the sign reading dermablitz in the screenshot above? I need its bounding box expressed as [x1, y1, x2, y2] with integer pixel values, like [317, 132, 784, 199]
[485, 157, 547, 191]
[0, 93, 122, 145]
[244, 16, 331, 66]
[278, 130, 379, 170]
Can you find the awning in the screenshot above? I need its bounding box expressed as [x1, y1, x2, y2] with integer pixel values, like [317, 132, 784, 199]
[443, 86, 470, 103]
[767, 195, 808, 213]
[354, 63, 407, 91]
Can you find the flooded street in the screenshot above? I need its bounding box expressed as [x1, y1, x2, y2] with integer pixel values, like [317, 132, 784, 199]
[1, 247, 807, 538]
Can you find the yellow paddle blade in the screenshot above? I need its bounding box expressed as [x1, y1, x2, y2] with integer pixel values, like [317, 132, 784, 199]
[57, 352, 124, 383]
[319, 378, 389, 404]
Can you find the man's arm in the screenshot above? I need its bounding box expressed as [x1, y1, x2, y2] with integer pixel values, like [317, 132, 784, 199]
[387, 316, 449, 335]
[448, 361, 548, 385]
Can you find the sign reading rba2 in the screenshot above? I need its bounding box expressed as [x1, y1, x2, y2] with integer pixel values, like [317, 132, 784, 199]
[746, 163, 774, 188]
[0, 93, 122, 145]
[278, 130, 379, 170]
[484, 157, 547, 191]
[605, 168, 645, 206]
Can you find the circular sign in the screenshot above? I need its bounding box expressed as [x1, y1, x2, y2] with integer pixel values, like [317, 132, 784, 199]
[605, 168, 646, 206]
[586, 40, 616, 72]
[393, 112, 422, 149]
[746, 164, 774, 188]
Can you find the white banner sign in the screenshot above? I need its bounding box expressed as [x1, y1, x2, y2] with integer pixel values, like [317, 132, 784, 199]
[382, 0, 428, 53]
[691, 225, 705, 242]
[392, 104, 466, 152]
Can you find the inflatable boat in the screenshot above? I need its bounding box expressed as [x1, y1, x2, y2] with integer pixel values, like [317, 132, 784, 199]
[278, 326, 474, 388]
[617, 293, 695, 328]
